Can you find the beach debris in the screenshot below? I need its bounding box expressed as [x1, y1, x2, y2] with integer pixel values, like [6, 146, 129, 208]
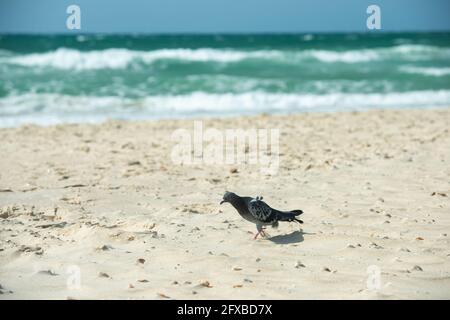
[37, 269, 58, 276]
[18, 245, 43, 255]
[400, 269, 411, 273]
[199, 280, 213, 288]
[323, 267, 331, 272]
[369, 242, 383, 249]
[97, 244, 113, 251]
[138, 279, 149, 283]
[0, 212, 9, 219]
[98, 272, 110, 278]
[294, 261, 306, 268]
[128, 284, 135, 289]
[232, 266, 242, 271]
[121, 142, 134, 149]
[431, 192, 447, 197]
[145, 222, 156, 229]
[128, 160, 141, 166]
[63, 184, 87, 189]
[412, 265, 423, 272]
[233, 284, 243, 288]
[416, 237, 424, 240]
[137, 258, 146, 264]
[157, 292, 170, 299]
[0, 205, 20, 219]
[0, 283, 13, 295]
[229, 167, 238, 174]
[36, 222, 67, 229]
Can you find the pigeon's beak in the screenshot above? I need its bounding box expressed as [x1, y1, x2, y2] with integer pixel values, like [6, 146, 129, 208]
[220, 200, 225, 205]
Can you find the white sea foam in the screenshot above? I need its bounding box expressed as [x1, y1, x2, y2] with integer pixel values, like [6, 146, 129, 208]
[4, 44, 448, 70]
[1, 90, 449, 127]
[4, 48, 282, 70]
[400, 66, 450, 77]
[308, 50, 379, 63]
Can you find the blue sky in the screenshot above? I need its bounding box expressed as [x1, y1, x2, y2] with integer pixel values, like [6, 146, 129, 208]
[1, 0, 449, 33]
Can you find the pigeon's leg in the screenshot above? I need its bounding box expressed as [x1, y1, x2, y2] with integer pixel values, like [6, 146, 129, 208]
[253, 224, 263, 239]
[253, 224, 269, 239]
[260, 227, 269, 237]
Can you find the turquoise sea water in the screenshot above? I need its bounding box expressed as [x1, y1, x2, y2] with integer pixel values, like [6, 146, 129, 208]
[0, 33, 449, 126]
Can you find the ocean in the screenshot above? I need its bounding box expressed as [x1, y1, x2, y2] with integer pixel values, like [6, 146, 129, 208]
[0, 32, 449, 127]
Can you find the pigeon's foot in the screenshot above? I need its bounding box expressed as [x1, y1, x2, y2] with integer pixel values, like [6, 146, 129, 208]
[253, 227, 270, 240]
[261, 230, 270, 238]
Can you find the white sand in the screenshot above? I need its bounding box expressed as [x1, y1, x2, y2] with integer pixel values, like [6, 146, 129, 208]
[0, 108, 449, 299]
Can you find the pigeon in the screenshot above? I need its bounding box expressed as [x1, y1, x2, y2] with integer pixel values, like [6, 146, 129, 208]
[220, 191, 303, 239]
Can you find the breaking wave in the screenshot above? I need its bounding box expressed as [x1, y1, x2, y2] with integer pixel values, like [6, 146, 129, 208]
[3, 44, 449, 70]
[1, 90, 449, 127]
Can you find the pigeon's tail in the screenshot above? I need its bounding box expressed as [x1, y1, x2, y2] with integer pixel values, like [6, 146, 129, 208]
[276, 209, 304, 224]
[290, 209, 303, 216]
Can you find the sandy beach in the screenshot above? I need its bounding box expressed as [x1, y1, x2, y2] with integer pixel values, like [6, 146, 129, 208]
[0, 107, 449, 299]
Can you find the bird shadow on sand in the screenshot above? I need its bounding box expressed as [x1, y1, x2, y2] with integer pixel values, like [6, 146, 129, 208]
[267, 230, 312, 244]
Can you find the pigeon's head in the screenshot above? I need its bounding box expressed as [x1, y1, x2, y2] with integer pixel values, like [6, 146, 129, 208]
[220, 191, 237, 205]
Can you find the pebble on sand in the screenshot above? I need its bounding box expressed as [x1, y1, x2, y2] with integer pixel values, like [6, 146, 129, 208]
[97, 244, 113, 251]
[38, 270, 58, 276]
[412, 265, 423, 272]
[199, 280, 213, 288]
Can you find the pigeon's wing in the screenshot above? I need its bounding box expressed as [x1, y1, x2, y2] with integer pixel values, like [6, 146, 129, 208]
[247, 199, 274, 222]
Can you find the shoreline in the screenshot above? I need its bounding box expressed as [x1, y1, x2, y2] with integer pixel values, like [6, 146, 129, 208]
[1, 107, 449, 299]
[1, 104, 450, 129]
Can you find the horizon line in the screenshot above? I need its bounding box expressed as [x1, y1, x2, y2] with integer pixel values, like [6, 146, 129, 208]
[1, 29, 450, 36]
